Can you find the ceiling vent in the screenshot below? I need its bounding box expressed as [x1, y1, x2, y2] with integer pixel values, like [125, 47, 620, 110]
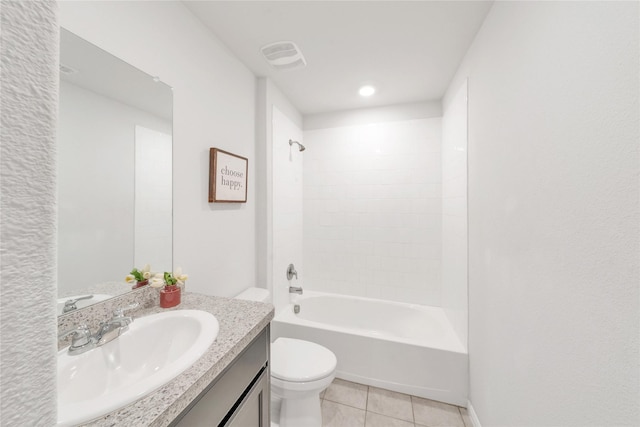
[260, 41, 307, 71]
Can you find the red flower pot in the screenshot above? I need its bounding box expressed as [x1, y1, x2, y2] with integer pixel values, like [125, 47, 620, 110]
[132, 279, 149, 290]
[160, 285, 181, 308]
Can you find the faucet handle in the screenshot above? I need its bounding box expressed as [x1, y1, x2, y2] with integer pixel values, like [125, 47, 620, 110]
[286, 264, 298, 280]
[62, 294, 94, 313]
[58, 324, 92, 347]
[113, 302, 139, 318]
[65, 294, 93, 304]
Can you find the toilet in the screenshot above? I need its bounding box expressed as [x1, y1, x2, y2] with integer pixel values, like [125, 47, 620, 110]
[235, 287, 337, 427]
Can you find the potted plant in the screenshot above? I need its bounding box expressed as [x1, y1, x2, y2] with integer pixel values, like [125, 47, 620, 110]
[125, 264, 152, 289]
[150, 268, 188, 308]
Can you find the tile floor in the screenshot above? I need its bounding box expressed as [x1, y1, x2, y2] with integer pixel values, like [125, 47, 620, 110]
[320, 379, 472, 427]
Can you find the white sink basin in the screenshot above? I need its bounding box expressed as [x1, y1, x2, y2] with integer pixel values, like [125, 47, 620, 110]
[57, 294, 112, 315]
[57, 309, 219, 426]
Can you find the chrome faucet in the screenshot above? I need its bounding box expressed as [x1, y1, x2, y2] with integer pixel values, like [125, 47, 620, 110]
[58, 324, 95, 356]
[287, 263, 303, 295]
[62, 294, 94, 313]
[59, 303, 139, 355]
[95, 303, 138, 346]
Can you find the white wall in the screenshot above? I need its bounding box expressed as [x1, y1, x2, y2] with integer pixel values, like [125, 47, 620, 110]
[441, 80, 468, 349]
[0, 1, 58, 424]
[60, 1, 257, 297]
[443, 2, 639, 425]
[57, 82, 171, 295]
[134, 125, 173, 270]
[305, 101, 442, 131]
[303, 112, 443, 305]
[272, 107, 304, 311]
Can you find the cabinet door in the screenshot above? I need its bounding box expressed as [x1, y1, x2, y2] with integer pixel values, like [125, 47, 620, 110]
[172, 329, 269, 427]
[225, 369, 269, 427]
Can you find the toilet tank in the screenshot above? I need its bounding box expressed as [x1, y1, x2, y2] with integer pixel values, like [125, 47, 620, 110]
[234, 287, 271, 303]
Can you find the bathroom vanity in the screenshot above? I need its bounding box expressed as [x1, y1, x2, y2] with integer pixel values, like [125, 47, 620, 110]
[172, 328, 270, 426]
[57, 291, 273, 426]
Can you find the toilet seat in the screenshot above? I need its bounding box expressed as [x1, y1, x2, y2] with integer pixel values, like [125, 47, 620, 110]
[271, 338, 337, 382]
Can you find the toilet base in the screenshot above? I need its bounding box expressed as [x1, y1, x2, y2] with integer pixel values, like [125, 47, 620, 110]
[271, 395, 282, 426]
[278, 393, 322, 427]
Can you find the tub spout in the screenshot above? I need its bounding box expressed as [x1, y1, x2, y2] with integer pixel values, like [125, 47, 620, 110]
[289, 286, 303, 295]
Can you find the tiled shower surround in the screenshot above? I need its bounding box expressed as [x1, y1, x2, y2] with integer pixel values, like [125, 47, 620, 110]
[303, 118, 443, 306]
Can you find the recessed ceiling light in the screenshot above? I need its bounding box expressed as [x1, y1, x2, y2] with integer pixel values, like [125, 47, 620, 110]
[359, 85, 375, 97]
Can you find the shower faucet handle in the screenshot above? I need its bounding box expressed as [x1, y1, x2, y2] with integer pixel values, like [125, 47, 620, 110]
[286, 263, 298, 280]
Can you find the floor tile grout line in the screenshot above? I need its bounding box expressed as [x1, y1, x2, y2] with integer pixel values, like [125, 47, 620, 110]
[365, 406, 416, 424]
[365, 386, 370, 427]
[411, 395, 417, 424]
[323, 396, 367, 411]
[326, 399, 416, 426]
[323, 379, 467, 427]
[458, 405, 470, 427]
[365, 385, 369, 411]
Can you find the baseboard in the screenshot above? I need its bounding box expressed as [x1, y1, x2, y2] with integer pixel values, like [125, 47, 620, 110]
[467, 400, 482, 427]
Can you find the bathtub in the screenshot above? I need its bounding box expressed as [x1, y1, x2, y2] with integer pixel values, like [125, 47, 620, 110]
[271, 291, 468, 406]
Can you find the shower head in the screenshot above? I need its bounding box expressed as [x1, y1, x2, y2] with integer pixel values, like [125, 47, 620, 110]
[289, 139, 306, 152]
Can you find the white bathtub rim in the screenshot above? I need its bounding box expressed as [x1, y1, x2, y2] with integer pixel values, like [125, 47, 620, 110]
[284, 289, 443, 313]
[275, 291, 467, 354]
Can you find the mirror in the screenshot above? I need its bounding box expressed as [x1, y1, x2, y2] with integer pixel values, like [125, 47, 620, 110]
[57, 28, 173, 315]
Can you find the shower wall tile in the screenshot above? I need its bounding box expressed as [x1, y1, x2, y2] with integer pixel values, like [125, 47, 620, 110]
[303, 118, 443, 306]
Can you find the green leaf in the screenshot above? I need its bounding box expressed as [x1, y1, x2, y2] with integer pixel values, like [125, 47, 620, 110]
[130, 268, 142, 281]
[164, 271, 176, 286]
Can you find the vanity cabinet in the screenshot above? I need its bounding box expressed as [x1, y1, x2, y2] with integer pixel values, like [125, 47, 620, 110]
[172, 327, 270, 427]
[225, 369, 269, 427]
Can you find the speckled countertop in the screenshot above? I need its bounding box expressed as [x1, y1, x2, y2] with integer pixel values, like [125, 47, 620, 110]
[78, 292, 274, 427]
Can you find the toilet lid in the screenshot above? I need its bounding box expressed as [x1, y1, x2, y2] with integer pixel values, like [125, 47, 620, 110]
[271, 338, 337, 382]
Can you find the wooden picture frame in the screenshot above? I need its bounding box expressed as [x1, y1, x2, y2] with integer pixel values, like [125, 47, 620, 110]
[209, 148, 248, 203]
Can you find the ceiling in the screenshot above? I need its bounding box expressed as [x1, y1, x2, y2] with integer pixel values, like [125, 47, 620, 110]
[60, 28, 173, 121]
[184, 1, 492, 115]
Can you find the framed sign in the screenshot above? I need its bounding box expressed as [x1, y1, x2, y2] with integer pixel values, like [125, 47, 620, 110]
[209, 148, 248, 203]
